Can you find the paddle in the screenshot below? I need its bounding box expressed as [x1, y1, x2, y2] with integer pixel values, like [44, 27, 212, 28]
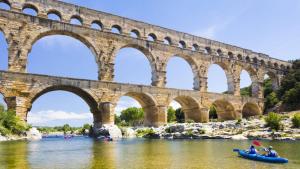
[253, 140, 267, 151]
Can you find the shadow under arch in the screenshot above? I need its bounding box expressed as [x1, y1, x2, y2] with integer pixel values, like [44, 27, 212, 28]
[28, 85, 98, 120]
[242, 102, 261, 118]
[113, 44, 155, 85]
[26, 30, 99, 69]
[166, 54, 199, 90]
[119, 92, 157, 126]
[211, 99, 237, 120]
[171, 95, 205, 122]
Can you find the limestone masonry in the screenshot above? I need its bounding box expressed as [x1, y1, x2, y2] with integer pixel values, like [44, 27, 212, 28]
[0, 0, 292, 126]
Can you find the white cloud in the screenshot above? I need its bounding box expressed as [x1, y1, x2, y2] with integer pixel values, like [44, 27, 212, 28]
[115, 98, 141, 115]
[28, 110, 92, 124]
[194, 25, 218, 39]
[169, 101, 181, 109]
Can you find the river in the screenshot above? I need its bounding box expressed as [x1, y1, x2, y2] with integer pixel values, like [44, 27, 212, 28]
[0, 137, 299, 169]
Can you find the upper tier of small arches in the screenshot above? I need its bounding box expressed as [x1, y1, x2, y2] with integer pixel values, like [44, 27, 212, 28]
[0, 0, 290, 70]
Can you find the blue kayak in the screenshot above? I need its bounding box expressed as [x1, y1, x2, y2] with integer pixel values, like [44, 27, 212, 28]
[233, 149, 288, 163]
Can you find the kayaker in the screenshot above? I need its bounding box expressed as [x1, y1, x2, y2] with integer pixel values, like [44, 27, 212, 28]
[265, 146, 278, 157]
[248, 145, 257, 154]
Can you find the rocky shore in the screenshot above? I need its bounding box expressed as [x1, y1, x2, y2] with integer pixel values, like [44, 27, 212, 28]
[0, 127, 42, 141]
[121, 117, 300, 141]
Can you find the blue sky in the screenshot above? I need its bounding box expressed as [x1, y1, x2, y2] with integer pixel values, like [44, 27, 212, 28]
[0, 0, 299, 126]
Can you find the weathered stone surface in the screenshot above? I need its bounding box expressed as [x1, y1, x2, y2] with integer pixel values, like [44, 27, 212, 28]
[0, 0, 291, 127]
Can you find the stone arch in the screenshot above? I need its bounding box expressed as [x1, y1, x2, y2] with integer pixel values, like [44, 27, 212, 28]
[207, 61, 233, 93]
[0, 0, 11, 10]
[130, 29, 140, 38]
[242, 102, 261, 118]
[47, 9, 62, 21]
[120, 92, 158, 126]
[111, 25, 122, 34]
[148, 33, 157, 42]
[264, 70, 279, 90]
[70, 15, 83, 25]
[0, 27, 8, 70]
[169, 95, 205, 122]
[22, 3, 39, 16]
[113, 44, 156, 85]
[28, 85, 98, 120]
[239, 64, 260, 97]
[166, 54, 200, 90]
[211, 99, 237, 120]
[25, 30, 99, 73]
[91, 20, 103, 30]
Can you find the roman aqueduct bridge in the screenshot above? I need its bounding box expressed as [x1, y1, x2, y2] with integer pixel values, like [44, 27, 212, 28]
[0, 0, 292, 126]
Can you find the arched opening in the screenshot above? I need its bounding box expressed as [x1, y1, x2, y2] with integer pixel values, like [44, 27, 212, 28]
[178, 40, 186, 49]
[192, 44, 199, 51]
[115, 92, 156, 126]
[0, 93, 7, 111]
[114, 47, 152, 85]
[167, 100, 182, 123]
[168, 96, 202, 123]
[111, 25, 122, 34]
[245, 56, 251, 63]
[147, 33, 157, 42]
[216, 49, 223, 56]
[27, 35, 98, 80]
[28, 86, 96, 127]
[264, 72, 278, 90]
[47, 10, 61, 21]
[70, 15, 83, 25]
[0, 0, 10, 10]
[204, 47, 212, 54]
[240, 70, 252, 96]
[242, 102, 261, 118]
[211, 100, 236, 120]
[166, 56, 194, 90]
[91, 21, 102, 30]
[207, 64, 228, 93]
[22, 4, 38, 16]
[253, 57, 258, 64]
[114, 96, 143, 126]
[228, 52, 234, 59]
[0, 30, 8, 70]
[164, 37, 171, 45]
[260, 59, 265, 66]
[130, 29, 140, 38]
[237, 54, 243, 60]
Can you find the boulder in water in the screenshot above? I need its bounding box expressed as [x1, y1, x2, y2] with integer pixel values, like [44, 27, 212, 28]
[26, 127, 42, 141]
[92, 124, 122, 139]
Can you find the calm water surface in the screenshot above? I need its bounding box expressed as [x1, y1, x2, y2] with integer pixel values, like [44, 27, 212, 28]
[0, 137, 299, 169]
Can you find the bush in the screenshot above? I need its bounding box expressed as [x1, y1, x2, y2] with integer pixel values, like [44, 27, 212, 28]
[136, 128, 155, 137]
[292, 113, 300, 128]
[235, 119, 242, 125]
[264, 112, 283, 131]
[185, 119, 195, 123]
[0, 109, 30, 136]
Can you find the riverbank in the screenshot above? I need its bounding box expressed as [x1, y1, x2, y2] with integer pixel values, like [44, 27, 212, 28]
[122, 115, 300, 141]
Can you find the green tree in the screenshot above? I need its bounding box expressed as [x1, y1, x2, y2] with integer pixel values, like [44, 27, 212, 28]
[277, 60, 300, 110]
[114, 114, 122, 125]
[0, 107, 30, 136]
[175, 108, 185, 123]
[62, 124, 71, 134]
[265, 92, 279, 111]
[167, 107, 176, 123]
[120, 107, 144, 126]
[264, 112, 283, 131]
